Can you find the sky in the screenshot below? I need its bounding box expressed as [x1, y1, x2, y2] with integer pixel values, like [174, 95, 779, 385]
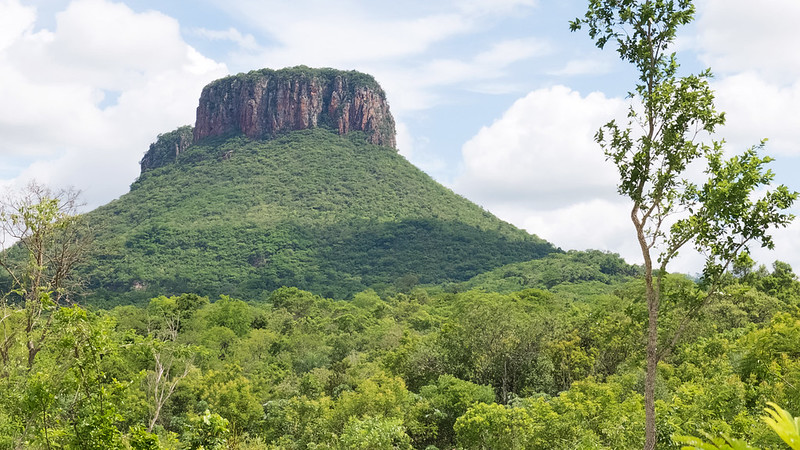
[1, 0, 799, 275]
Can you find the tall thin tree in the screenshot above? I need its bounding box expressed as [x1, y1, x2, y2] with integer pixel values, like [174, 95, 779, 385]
[570, 1, 796, 448]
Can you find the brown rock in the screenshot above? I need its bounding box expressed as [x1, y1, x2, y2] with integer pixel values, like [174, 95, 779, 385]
[193, 67, 396, 148]
[139, 125, 194, 173]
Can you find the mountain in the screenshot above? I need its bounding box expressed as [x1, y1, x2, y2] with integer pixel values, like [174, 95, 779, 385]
[80, 67, 558, 304]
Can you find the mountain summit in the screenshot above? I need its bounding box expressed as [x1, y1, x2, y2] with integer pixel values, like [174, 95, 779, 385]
[82, 67, 557, 304]
[194, 67, 396, 148]
[141, 67, 396, 174]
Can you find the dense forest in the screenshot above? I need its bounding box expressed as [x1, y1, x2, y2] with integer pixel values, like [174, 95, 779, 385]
[2, 234, 800, 448]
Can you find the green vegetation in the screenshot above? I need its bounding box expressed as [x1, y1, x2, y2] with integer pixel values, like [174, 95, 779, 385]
[3, 186, 800, 449]
[227, 66, 384, 94]
[2, 2, 798, 446]
[3, 262, 800, 448]
[81, 127, 555, 305]
[571, 1, 796, 447]
[459, 249, 641, 293]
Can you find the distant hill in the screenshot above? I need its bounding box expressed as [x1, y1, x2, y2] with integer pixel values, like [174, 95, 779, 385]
[79, 67, 557, 304]
[458, 249, 642, 294]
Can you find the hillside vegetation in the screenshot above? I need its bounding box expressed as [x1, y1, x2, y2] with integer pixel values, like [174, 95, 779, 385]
[81, 128, 555, 305]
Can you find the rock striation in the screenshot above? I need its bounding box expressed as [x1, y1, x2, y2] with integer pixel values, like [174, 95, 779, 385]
[192, 66, 396, 148]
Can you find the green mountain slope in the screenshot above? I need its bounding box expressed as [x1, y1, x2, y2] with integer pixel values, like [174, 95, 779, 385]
[82, 128, 557, 304]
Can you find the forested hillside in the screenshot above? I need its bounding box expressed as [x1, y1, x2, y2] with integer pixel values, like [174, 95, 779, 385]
[81, 127, 554, 305]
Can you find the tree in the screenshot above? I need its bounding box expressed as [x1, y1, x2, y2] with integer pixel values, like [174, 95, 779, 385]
[143, 294, 204, 431]
[0, 182, 90, 369]
[570, 1, 797, 448]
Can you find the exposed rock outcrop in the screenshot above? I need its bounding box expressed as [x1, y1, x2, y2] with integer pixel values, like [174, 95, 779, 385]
[139, 125, 194, 173]
[192, 66, 396, 148]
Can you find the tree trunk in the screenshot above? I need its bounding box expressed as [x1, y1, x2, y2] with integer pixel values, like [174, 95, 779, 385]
[28, 340, 39, 370]
[633, 206, 658, 450]
[644, 280, 658, 450]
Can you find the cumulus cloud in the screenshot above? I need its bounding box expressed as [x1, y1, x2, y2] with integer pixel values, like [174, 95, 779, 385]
[491, 198, 637, 258]
[448, 85, 649, 264]
[444, 1, 800, 273]
[0, 0, 35, 52]
[0, 0, 227, 208]
[691, 0, 800, 156]
[448, 83, 791, 274]
[452, 85, 625, 209]
[696, 0, 800, 84]
[750, 221, 800, 272]
[711, 73, 800, 158]
[688, 0, 800, 271]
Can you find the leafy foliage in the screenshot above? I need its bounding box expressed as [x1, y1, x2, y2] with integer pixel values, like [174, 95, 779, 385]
[0, 257, 797, 448]
[763, 403, 800, 449]
[571, 1, 796, 447]
[81, 128, 555, 305]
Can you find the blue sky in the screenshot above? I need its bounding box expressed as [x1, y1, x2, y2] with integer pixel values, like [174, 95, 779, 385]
[1, 0, 799, 274]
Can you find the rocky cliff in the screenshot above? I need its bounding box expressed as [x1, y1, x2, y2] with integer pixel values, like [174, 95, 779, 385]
[192, 66, 396, 148]
[139, 125, 194, 173]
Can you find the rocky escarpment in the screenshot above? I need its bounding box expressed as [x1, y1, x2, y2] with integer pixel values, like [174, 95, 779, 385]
[139, 125, 193, 173]
[193, 66, 396, 148]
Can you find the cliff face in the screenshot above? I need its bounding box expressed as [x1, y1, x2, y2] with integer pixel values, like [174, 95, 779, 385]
[192, 67, 396, 148]
[140, 126, 194, 173]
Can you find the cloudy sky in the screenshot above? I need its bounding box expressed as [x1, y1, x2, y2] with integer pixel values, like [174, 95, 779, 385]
[1, 0, 799, 274]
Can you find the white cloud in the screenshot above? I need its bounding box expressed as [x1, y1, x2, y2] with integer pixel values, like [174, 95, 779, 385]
[419, 38, 550, 88]
[213, 0, 545, 116]
[696, 0, 800, 84]
[688, 0, 800, 271]
[223, 5, 474, 67]
[690, 0, 800, 158]
[190, 27, 259, 51]
[452, 85, 625, 209]
[0, 0, 35, 52]
[474, 38, 552, 67]
[395, 121, 446, 176]
[711, 73, 800, 157]
[0, 0, 227, 208]
[448, 84, 760, 274]
[548, 58, 612, 76]
[215, 0, 539, 68]
[750, 220, 800, 271]
[489, 198, 633, 253]
[457, 0, 537, 16]
[371, 38, 551, 115]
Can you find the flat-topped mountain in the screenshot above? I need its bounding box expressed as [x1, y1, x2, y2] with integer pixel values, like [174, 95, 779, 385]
[193, 67, 395, 148]
[80, 67, 558, 304]
[140, 67, 395, 174]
